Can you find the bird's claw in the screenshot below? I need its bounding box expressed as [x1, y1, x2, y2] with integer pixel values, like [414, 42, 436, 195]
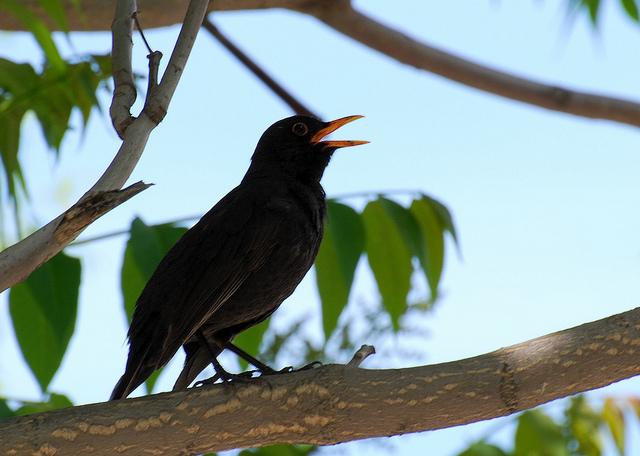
[194, 369, 259, 387]
[194, 374, 220, 387]
[258, 361, 322, 377]
[298, 360, 322, 371]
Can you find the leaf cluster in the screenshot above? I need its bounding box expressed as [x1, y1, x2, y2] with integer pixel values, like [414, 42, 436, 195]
[458, 396, 639, 456]
[0, 0, 111, 223]
[569, 0, 640, 24]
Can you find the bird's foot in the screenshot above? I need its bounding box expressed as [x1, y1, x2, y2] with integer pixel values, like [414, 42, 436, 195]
[296, 360, 322, 371]
[194, 369, 258, 387]
[258, 361, 322, 377]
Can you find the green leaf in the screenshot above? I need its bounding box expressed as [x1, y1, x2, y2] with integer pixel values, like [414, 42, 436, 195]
[361, 198, 414, 329]
[0, 398, 17, 418]
[457, 442, 508, 456]
[409, 197, 444, 300]
[514, 409, 569, 456]
[421, 193, 458, 246]
[0, 58, 39, 198]
[36, 0, 69, 33]
[0, 1, 65, 72]
[565, 395, 603, 456]
[33, 70, 75, 152]
[239, 444, 317, 456]
[121, 218, 188, 394]
[0, 103, 26, 199]
[14, 392, 74, 415]
[602, 398, 625, 455]
[587, 0, 600, 23]
[0, 58, 40, 95]
[9, 252, 81, 392]
[121, 217, 188, 321]
[621, 0, 640, 21]
[315, 200, 365, 340]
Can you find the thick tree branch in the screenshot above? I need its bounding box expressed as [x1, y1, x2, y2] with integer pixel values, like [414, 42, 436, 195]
[303, 2, 640, 127]
[2, 307, 639, 455]
[0, 0, 210, 292]
[5, 1, 639, 128]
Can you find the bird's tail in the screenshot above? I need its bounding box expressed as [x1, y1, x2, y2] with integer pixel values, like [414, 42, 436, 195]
[110, 362, 154, 401]
[173, 344, 222, 391]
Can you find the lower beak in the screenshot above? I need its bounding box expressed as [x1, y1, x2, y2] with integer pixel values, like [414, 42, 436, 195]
[311, 115, 369, 148]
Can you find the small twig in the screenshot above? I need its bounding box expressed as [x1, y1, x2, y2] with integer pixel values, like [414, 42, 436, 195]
[144, 50, 164, 123]
[133, 11, 164, 100]
[133, 12, 153, 54]
[71, 213, 201, 246]
[347, 345, 376, 367]
[202, 17, 320, 118]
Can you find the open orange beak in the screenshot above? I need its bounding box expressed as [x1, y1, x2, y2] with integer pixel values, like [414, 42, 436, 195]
[311, 115, 369, 148]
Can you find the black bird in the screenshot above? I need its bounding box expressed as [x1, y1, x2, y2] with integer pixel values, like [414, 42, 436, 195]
[110, 115, 367, 400]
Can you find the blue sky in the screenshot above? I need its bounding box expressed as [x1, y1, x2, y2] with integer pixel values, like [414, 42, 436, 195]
[1, 1, 640, 454]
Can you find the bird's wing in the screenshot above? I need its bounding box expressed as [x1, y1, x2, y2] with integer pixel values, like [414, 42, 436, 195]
[126, 183, 292, 370]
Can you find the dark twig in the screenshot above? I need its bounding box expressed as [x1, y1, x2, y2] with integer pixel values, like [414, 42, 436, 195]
[202, 17, 320, 119]
[132, 12, 154, 54]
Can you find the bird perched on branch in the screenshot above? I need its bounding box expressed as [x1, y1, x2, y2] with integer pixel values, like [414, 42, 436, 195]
[110, 115, 367, 400]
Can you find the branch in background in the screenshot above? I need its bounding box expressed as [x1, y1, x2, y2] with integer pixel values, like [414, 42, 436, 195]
[5, 1, 639, 128]
[202, 17, 319, 118]
[0, 0, 309, 31]
[0, 0, 211, 292]
[302, 2, 640, 128]
[2, 307, 639, 455]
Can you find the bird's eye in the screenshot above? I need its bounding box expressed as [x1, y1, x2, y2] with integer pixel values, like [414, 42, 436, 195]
[292, 122, 309, 136]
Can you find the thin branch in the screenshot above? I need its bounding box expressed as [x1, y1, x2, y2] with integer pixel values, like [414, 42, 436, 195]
[71, 213, 201, 246]
[109, 0, 137, 138]
[2, 307, 639, 455]
[301, 1, 640, 127]
[0, 0, 211, 292]
[145, 0, 209, 125]
[202, 17, 319, 118]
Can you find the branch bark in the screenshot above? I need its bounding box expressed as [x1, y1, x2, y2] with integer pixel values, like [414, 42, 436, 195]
[109, 0, 137, 138]
[2, 307, 639, 455]
[0, 0, 210, 292]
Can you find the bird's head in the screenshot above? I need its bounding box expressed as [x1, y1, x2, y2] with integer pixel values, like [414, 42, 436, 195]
[248, 115, 368, 183]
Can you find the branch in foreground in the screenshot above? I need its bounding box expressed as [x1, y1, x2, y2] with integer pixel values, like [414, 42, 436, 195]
[2, 307, 639, 455]
[109, 0, 137, 138]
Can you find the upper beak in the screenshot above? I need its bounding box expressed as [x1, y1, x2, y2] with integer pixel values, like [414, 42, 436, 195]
[311, 115, 369, 148]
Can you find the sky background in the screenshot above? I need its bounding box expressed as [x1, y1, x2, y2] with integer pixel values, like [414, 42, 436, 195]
[1, 0, 640, 454]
